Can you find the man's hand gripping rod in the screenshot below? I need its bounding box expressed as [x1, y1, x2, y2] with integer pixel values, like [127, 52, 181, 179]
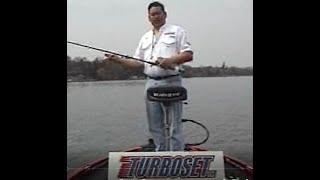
[67, 41, 183, 72]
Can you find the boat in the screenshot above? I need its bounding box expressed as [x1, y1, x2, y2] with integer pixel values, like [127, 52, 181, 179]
[67, 86, 253, 180]
[67, 138, 253, 180]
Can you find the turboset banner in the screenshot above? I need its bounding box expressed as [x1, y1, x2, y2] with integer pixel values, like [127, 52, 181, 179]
[108, 151, 225, 180]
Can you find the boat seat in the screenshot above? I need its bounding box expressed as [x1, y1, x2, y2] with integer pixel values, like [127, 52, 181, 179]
[146, 86, 187, 102]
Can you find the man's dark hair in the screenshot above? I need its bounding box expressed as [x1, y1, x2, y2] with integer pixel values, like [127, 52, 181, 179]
[148, 1, 166, 12]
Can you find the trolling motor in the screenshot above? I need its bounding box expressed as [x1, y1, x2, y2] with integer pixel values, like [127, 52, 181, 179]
[146, 86, 187, 151]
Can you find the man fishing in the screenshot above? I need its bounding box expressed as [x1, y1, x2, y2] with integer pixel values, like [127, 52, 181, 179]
[105, 1, 193, 151]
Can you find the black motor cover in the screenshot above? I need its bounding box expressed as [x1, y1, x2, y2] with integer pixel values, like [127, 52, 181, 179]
[147, 86, 187, 102]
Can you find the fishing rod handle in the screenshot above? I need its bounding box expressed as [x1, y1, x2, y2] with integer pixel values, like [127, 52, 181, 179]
[117, 56, 183, 72]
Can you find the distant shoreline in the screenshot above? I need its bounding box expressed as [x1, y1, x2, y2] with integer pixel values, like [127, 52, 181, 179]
[67, 56, 253, 83]
[67, 75, 253, 83]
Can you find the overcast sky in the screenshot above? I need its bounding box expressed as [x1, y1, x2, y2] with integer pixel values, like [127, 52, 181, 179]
[67, 0, 252, 67]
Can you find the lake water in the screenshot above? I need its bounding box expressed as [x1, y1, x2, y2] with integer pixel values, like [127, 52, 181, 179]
[67, 76, 253, 169]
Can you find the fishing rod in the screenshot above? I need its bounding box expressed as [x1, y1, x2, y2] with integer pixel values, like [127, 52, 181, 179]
[68, 41, 159, 66]
[67, 41, 184, 72]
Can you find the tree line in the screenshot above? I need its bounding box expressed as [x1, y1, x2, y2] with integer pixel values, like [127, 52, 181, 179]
[67, 56, 253, 82]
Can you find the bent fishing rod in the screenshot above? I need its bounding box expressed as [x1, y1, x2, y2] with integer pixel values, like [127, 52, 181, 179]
[68, 41, 157, 66]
